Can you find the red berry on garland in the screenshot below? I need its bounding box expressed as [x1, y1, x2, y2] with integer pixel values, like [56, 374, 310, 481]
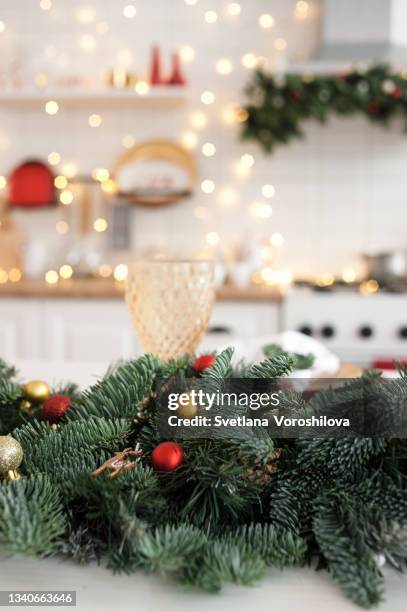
[151, 441, 184, 472]
[42, 395, 71, 424]
[193, 354, 216, 373]
[392, 87, 403, 99]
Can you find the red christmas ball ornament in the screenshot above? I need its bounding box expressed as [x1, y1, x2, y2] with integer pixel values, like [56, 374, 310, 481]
[42, 395, 71, 424]
[151, 441, 184, 472]
[193, 354, 216, 374]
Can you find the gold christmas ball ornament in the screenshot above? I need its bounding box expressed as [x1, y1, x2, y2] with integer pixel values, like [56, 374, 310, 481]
[0, 435, 23, 480]
[176, 393, 199, 419]
[23, 380, 50, 402]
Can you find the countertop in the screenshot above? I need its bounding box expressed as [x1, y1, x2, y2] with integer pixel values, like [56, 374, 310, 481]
[0, 279, 282, 302]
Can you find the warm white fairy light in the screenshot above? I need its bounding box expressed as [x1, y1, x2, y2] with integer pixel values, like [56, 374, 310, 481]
[134, 80, 150, 95]
[123, 4, 137, 18]
[0, 22, 5, 33]
[59, 264, 73, 279]
[204, 10, 218, 23]
[201, 90, 215, 105]
[8, 268, 22, 283]
[206, 231, 220, 246]
[114, 264, 128, 281]
[242, 53, 257, 69]
[295, 0, 310, 19]
[180, 45, 195, 63]
[235, 162, 251, 178]
[56, 220, 69, 234]
[40, 0, 52, 11]
[93, 218, 108, 232]
[202, 142, 216, 157]
[34, 72, 48, 88]
[60, 190, 74, 205]
[88, 113, 102, 127]
[75, 6, 96, 24]
[270, 233, 284, 247]
[79, 34, 96, 52]
[182, 130, 198, 149]
[122, 134, 135, 148]
[185, 0, 197, 5]
[259, 14, 274, 29]
[227, 3, 241, 16]
[274, 38, 287, 51]
[54, 175, 68, 189]
[262, 184, 276, 198]
[191, 111, 207, 129]
[240, 154, 255, 168]
[92, 167, 110, 182]
[317, 273, 335, 287]
[216, 58, 233, 75]
[101, 179, 117, 194]
[99, 264, 113, 278]
[61, 163, 78, 178]
[218, 188, 237, 207]
[201, 179, 215, 194]
[48, 151, 60, 165]
[0, 269, 8, 284]
[223, 105, 248, 124]
[45, 100, 59, 115]
[45, 270, 59, 285]
[0, 176, 7, 189]
[250, 201, 272, 219]
[342, 268, 356, 283]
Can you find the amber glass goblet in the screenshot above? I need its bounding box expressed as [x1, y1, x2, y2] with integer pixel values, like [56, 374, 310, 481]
[125, 260, 215, 360]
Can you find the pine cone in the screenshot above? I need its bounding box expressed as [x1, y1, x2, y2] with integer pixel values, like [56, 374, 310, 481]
[242, 448, 281, 485]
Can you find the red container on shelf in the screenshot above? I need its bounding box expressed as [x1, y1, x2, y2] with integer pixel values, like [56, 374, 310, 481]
[8, 160, 55, 208]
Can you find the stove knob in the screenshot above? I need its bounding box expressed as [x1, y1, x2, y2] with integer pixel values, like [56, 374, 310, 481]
[359, 325, 374, 339]
[298, 325, 313, 336]
[321, 325, 335, 338]
[398, 326, 407, 339]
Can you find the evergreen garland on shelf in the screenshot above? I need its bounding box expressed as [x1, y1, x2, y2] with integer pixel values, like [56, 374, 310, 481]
[241, 64, 407, 153]
[0, 353, 406, 608]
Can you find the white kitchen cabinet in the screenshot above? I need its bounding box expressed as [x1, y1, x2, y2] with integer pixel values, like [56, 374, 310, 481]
[0, 299, 43, 361]
[0, 298, 280, 363]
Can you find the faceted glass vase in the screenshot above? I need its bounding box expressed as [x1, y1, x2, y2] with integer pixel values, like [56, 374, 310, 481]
[125, 260, 215, 360]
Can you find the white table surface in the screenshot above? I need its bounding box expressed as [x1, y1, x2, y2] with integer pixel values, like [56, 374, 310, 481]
[0, 556, 406, 612]
[1, 360, 405, 612]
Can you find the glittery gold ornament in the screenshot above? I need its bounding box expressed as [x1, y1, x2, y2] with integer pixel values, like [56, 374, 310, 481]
[20, 399, 33, 413]
[23, 380, 50, 402]
[176, 393, 199, 419]
[0, 435, 23, 480]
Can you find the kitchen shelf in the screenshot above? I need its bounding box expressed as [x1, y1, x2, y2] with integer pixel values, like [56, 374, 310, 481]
[0, 87, 188, 108]
[0, 278, 283, 302]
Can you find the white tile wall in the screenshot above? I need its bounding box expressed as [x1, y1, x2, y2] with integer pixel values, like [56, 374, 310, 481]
[1, 0, 407, 278]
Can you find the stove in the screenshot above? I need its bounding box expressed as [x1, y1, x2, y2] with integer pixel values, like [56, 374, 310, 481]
[283, 288, 407, 368]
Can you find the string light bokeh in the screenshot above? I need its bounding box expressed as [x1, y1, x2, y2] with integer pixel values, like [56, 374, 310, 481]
[0, 1, 335, 289]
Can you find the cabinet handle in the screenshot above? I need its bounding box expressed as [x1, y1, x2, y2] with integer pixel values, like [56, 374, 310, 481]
[208, 325, 233, 335]
[298, 325, 313, 337]
[321, 325, 335, 338]
[398, 326, 407, 339]
[359, 325, 374, 339]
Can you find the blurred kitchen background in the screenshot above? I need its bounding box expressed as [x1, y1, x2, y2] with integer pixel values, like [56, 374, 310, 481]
[1, 0, 407, 371]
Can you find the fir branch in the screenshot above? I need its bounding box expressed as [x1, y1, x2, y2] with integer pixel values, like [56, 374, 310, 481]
[0, 474, 65, 556]
[247, 354, 294, 379]
[68, 355, 161, 421]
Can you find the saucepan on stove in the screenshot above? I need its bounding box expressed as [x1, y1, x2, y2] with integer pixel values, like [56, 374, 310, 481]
[362, 252, 407, 282]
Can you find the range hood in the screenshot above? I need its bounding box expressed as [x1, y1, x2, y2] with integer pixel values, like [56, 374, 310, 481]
[290, 0, 407, 71]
